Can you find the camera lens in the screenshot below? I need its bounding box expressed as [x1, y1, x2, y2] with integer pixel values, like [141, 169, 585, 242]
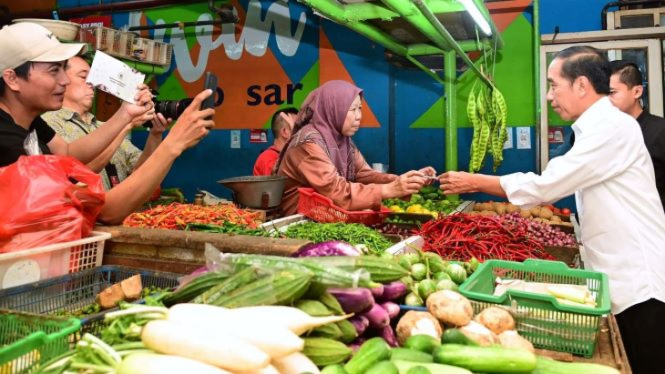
[154, 98, 193, 120]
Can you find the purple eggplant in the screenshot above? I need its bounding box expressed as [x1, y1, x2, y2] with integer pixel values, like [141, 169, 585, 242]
[380, 301, 400, 320]
[377, 281, 408, 302]
[370, 284, 384, 299]
[349, 315, 369, 336]
[292, 241, 360, 257]
[328, 288, 375, 314]
[362, 303, 390, 329]
[378, 325, 399, 347]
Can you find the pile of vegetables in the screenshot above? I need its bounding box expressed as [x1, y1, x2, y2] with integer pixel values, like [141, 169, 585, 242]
[498, 213, 577, 248]
[470, 202, 574, 229]
[281, 222, 394, 255]
[396, 251, 478, 308]
[369, 223, 416, 238]
[123, 203, 262, 230]
[384, 186, 458, 217]
[418, 214, 556, 262]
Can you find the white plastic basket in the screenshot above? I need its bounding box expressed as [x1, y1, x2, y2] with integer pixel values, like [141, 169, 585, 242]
[0, 231, 110, 290]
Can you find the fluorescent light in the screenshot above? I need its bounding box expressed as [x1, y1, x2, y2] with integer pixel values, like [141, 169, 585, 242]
[459, 0, 492, 36]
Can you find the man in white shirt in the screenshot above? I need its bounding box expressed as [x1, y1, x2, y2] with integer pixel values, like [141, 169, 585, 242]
[438, 46, 665, 373]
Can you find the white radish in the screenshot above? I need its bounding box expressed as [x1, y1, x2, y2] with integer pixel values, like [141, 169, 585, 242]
[116, 353, 231, 374]
[237, 365, 280, 374]
[272, 352, 321, 374]
[168, 304, 303, 358]
[226, 305, 352, 335]
[142, 320, 269, 371]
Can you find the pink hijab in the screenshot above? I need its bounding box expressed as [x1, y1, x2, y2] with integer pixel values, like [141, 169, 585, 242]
[276, 80, 362, 181]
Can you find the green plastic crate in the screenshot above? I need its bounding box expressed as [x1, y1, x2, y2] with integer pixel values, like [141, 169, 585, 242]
[459, 259, 610, 357]
[0, 310, 80, 374]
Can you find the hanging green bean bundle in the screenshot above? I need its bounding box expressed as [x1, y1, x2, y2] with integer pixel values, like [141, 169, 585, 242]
[467, 83, 508, 173]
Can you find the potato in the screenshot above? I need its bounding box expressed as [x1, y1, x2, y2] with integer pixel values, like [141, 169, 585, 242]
[550, 215, 562, 223]
[539, 207, 553, 219]
[459, 321, 500, 346]
[473, 203, 484, 211]
[505, 204, 519, 213]
[426, 290, 473, 326]
[519, 209, 532, 219]
[395, 311, 443, 346]
[494, 204, 507, 215]
[475, 307, 515, 335]
[499, 330, 534, 353]
[529, 206, 542, 216]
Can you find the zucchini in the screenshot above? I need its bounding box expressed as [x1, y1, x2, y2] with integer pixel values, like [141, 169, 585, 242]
[221, 253, 379, 288]
[392, 360, 472, 374]
[163, 271, 231, 305]
[433, 344, 536, 374]
[344, 337, 392, 374]
[297, 299, 333, 317]
[403, 335, 441, 354]
[312, 256, 409, 282]
[193, 267, 260, 305]
[441, 329, 479, 346]
[366, 361, 399, 374]
[390, 348, 433, 363]
[533, 356, 620, 374]
[336, 319, 359, 343]
[302, 337, 352, 366]
[214, 270, 312, 308]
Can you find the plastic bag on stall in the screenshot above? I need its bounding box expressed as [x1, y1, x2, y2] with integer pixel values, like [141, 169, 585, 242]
[0, 155, 106, 252]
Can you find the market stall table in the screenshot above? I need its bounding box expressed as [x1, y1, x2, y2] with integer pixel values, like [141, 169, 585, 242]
[94, 226, 310, 274]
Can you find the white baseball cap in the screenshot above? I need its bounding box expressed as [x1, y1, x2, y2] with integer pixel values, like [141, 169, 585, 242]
[0, 22, 87, 72]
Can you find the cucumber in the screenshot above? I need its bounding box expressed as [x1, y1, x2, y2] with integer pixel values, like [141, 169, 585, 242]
[533, 356, 620, 374]
[321, 364, 348, 374]
[433, 344, 536, 374]
[344, 337, 392, 374]
[404, 335, 441, 354]
[303, 338, 352, 367]
[390, 348, 433, 363]
[366, 361, 399, 374]
[441, 329, 479, 346]
[392, 360, 472, 374]
[406, 366, 431, 374]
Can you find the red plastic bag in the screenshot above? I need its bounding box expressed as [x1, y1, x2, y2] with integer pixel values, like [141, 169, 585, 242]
[0, 155, 105, 252]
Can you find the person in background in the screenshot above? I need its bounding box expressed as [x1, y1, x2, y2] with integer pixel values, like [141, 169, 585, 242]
[0, 22, 215, 224]
[437, 46, 665, 374]
[253, 107, 298, 176]
[275, 80, 435, 215]
[609, 60, 665, 210]
[42, 55, 172, 190]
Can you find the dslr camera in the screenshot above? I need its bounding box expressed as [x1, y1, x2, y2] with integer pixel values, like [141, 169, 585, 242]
[149, 72, 223, 123]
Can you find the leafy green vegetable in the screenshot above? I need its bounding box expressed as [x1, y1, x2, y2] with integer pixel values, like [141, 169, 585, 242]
[282, 222, 393, 254]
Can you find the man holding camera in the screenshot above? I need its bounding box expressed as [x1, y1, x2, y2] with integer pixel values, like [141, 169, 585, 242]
[42, 55, 171, 190]
[0, 22, 215, 224]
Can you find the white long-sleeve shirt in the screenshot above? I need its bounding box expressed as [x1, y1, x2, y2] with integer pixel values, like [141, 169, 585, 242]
[500, 97, 665, 314]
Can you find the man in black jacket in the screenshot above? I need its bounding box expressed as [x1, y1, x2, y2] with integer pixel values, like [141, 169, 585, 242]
[609, 60, 665, 211]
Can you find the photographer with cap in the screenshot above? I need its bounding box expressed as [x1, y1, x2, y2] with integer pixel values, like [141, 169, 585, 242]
[43, 55, 171, 190]
[0, 22, 215, 223]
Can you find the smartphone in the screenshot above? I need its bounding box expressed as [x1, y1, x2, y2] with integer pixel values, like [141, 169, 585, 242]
[202, 71, 218, 111]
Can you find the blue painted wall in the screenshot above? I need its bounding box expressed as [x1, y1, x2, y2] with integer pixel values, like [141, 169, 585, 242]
[57, 0, 605, 208]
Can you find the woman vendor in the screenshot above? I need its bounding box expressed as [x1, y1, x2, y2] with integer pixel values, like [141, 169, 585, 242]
[276, 80, 435, 215]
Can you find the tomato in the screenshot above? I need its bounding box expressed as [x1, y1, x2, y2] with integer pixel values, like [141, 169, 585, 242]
[561, 208, 571, 215]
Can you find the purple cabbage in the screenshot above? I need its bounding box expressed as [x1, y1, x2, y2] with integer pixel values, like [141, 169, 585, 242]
[292, 241, 361, 257]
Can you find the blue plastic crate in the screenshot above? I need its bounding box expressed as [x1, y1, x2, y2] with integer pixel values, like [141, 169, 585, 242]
[0, 266, 181, 335]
